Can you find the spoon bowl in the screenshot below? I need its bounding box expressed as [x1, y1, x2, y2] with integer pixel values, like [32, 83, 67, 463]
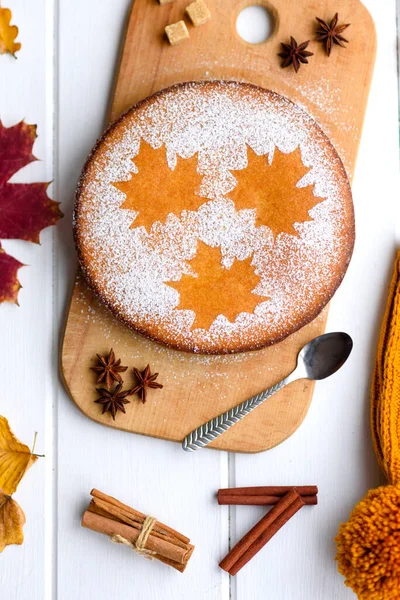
[297, 332, 353, 381]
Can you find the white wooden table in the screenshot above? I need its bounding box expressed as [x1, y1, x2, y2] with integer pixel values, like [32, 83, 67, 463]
[0, 1, 399, 598]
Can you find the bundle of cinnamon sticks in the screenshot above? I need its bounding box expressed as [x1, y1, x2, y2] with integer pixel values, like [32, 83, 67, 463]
[82, 489, 194, 572]
[218, 486, 318, 575]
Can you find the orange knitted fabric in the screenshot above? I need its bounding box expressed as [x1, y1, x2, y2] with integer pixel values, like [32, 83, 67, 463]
[336, 250, 400, 599]
[370, 251, 400, 482]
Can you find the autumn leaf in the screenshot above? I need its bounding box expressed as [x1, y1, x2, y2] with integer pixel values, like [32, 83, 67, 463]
[0, 242, 23, 304]
[0, 121, 62, 242]
[0, 416, 38, 496]
[0, 120, 63, 304]
[0, 7, 21, 57]
[113, 140, 204, 231]
[229, 146, 320, 237]
[0, 490, 25, 552]
[167, 242, 266, 330]
[0, 416, 41, 553]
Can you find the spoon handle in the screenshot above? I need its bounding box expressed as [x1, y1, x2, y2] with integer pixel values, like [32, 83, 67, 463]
[182, 372, 297, 452]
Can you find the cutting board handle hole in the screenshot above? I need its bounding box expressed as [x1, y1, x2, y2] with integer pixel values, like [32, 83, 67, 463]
[235, 4, 276, 44]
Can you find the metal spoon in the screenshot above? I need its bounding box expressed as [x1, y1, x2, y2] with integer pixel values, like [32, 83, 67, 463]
[182, 332, 353, 452]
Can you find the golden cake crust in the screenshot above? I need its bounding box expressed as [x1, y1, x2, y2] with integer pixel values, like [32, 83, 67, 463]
[74, 81, 355, 354]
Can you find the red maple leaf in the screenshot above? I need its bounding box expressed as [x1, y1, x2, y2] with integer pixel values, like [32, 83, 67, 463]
[0, 242, 23, 304]
[0, 120, 62, 304]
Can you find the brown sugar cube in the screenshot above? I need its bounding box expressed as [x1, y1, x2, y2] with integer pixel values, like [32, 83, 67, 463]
[185, 0, 211, 27]
[158, 0, 175, 5]
[165, 21, 189, 46]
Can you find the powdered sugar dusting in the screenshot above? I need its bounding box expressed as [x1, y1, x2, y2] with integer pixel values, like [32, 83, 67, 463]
[75, 82, 353, 353]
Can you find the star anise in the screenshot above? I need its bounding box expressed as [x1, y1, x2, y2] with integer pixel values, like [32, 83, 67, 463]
[278, 37, 313, 73]
[315, 13, 350, 56]
[91, 348, 128, 389]
[94, 383, 132, 420]
[132, 365, 163, 404]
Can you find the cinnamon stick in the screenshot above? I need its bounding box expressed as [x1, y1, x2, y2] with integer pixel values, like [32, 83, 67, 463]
[219, 489, 304, 576]
[218, 485, 318, 498]
[82, 490, 194, 572]
[82, 511, 194, 570]
[218, 493, 317, 506]
[88, 499, 189, 549]
[91, 489, 189, 544]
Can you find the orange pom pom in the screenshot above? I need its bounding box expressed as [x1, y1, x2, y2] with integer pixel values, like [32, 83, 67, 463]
[335, 486, 400, 599]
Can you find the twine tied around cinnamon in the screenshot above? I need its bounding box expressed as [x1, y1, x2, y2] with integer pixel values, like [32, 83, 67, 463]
[111, 515, 157, 559]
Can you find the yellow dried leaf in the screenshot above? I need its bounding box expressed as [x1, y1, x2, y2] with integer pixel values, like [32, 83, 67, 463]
[0, 490, 25, 552]
[0, 416, 37, 495]
[0, 7, 21, 57]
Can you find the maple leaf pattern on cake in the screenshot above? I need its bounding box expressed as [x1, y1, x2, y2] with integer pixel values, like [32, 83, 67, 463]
[167, 242, 266, 330]
[228, 146, 319, 236]
[113, 140, 205, 231]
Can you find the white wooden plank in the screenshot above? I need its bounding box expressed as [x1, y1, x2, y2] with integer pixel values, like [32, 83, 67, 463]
[0, 1, 55, 598]
[234, 1, 400, 598]
[56, 1, 227, 598]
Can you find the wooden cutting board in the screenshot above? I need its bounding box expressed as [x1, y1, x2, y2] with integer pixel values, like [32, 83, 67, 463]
[61, 0, 376, 452]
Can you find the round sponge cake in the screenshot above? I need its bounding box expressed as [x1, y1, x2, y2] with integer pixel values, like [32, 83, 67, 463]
[74, 81, 354, 354]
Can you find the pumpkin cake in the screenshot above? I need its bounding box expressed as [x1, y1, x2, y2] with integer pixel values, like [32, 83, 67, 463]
[74, 81, 354, 354]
